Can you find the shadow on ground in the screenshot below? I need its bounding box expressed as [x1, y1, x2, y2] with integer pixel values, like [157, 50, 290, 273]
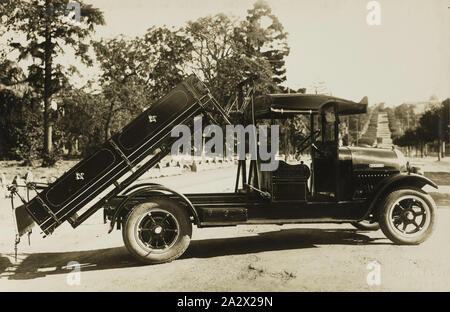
[1, 228, 387, 280]
[0, 256, 12, 275]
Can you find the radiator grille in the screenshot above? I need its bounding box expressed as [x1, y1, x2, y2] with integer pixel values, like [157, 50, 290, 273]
[354, 172, 394, 198]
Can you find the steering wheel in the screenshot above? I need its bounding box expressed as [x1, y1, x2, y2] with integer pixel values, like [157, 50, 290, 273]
[297, 129, 321, 154]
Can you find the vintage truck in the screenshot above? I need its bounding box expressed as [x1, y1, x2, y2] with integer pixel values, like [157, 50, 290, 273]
[9, 75, 438, 264]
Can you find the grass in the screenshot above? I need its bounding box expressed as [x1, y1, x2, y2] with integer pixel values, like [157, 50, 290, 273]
[424, 172, 450, 186]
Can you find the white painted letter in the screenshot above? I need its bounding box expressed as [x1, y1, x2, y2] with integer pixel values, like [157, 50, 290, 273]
[204, 125, 224, 158]
[366, 1, 381, 26]
[366, 260, 381, 286]
[171, 125, 191, 160]
[66, 261, 81, 286]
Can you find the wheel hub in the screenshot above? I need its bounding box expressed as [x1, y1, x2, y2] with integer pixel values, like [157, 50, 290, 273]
[136, 210, 179, 251]
[390, 195, 430, 236]
[405, 211, 414, 221]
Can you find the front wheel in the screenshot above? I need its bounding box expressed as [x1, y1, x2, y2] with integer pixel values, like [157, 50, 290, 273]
[122, 199, 192, 264]
[378, 188, 436, 245]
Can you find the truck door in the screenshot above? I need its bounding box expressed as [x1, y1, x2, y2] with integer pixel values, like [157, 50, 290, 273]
[312, 103, 339, 199]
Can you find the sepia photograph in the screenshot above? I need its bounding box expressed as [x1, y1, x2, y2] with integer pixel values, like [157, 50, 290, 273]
[0, 0, 449, 296]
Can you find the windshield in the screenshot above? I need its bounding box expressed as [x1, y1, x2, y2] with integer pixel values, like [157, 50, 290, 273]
[316, 105, 337, 144]
[259, 116, 310, 162]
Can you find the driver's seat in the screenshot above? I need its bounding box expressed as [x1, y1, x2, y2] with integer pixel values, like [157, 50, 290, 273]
[259, 160, 310, 202]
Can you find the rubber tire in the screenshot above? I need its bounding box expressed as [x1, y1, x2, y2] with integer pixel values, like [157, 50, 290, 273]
[378, 188, 436, 245]
[122, 199, 192, 264]
[351, 220, 380, 231]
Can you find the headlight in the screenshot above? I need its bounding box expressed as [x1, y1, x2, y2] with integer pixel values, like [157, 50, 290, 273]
[393, 149, 408, 172]
[410, 166, 423, 175]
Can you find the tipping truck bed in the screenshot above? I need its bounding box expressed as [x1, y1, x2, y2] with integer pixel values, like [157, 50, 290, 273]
[14, 75, 223, 237]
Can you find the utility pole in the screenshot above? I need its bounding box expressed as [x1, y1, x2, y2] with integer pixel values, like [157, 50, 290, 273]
[407, 109, 410, 129]
[311, 81, 327, 95]
[446, 98, 450, 158]
[346, 116, 349, 145]
[43, 0, 53, 165]
[438, 111, 442, 161]
[356, 116, 359, 146]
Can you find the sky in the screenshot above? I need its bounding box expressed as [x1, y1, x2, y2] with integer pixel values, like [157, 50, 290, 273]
[5, 0, 449, 107]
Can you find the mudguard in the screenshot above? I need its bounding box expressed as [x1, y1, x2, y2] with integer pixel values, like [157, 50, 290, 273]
[108, 183, 199, 232]
[366, 173, 438, 217]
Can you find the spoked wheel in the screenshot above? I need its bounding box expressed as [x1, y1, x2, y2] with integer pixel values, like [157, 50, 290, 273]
[122, 199, 192, 264]
[379, 188, 435, 245]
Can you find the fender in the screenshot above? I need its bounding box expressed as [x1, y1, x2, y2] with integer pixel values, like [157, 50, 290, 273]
[108, 183, 199, 233]
[364, 173, 438, 219]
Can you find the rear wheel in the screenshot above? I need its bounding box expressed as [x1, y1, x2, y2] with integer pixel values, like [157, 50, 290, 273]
[378, 188, 435, 245]
[122, 199, 192, 264]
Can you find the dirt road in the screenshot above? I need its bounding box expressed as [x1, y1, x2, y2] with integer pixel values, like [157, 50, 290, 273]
[1, 166, 449, 292]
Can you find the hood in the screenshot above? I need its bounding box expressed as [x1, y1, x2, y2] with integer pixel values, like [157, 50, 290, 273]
[341, 146, 407, 172]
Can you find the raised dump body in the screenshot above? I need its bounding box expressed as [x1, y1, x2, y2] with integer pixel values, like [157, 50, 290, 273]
[15, 75, 218, 236]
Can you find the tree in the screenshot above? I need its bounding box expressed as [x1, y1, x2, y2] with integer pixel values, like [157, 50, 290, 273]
[93, 36, 148, 140]
[394, 103, 417, 133]
[1, 0, 104, 166]
[418, 103, 449, 160]
[142, 26, 194, 102]
[58, 86, 105, 156]
[0, 60, 42, 164]
[419, 109, 440, 143]
[93, 26, 192, 140]
[394, 128, 419, 147]
[395, 101, 450, 160]
[242, 0, 290, 91]
[185, 2, 291, 149]
[187, 14, 243, 104]
[186, 13, 274, 108]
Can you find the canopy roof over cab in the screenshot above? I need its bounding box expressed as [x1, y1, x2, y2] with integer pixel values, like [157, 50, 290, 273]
[253, 93, 368, 119]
